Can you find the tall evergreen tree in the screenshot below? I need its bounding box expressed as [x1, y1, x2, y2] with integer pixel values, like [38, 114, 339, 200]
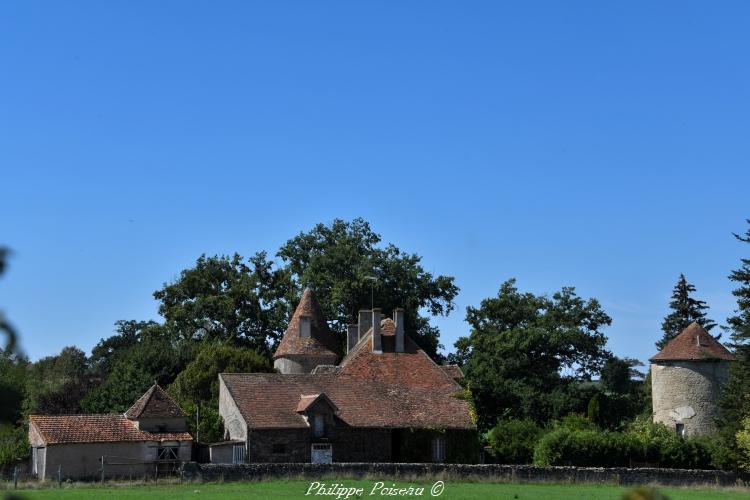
[656, 273, 716, 350]
[719, 220, 750, 430]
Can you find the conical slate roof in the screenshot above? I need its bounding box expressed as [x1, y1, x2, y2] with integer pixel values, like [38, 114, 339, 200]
[273, 288, 341, 360]
[125, 384, 187, 419]
[650, 322, 735, 362]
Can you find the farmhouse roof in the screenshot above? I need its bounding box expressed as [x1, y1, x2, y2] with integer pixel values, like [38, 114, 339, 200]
[273, 288, 341, 360]
[222, 318, 471, 430]
[650, 322, 736, 362]
[125, 384, 187, 419]
[29, 414, 192, 445]
[440, 364, 465, 381]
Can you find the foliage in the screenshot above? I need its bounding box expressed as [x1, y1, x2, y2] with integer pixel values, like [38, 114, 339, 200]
[657, 273, 716, 350]
[154, 252, 292, 354]
[0, 247, 17, 353]
[23, 346, 91, 415]
[89, 320, 158, 377]
[599, 356, 644, 394]
[0, 423, 28, 472]
[0, 348, 27, 424]
[486, 418, 542, 464]
[82, 325, 190, 413]
[720, 220, 750, 433]
[457, 279, 612, 430]
[277, 218, 459, 360]
[169, 342, 272, 406]
[736, 416, 750, 468]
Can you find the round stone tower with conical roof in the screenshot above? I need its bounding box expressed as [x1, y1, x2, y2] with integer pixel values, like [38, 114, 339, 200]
[273, 288, 342, 374]
[650, 322, 735, 437]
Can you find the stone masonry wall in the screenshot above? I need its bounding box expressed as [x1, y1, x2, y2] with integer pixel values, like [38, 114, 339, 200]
[181, 462, 750, 487]
[651, 360, 729, 437]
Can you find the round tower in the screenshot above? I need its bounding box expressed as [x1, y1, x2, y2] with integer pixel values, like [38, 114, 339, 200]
[650, 322, 735, 437]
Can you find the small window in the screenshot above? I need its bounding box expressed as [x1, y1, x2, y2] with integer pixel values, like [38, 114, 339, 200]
[676, 423, 685, 439]
[313, 414, 325, 437]
[432, 437, 446, 463]
[273, 443, 286, 454]
[157, 446, 179, 461]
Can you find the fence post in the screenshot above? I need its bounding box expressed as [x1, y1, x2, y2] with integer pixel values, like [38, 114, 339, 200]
[101, 456, 105, 484]
[58, 464, 62, 487]
[13, 465, 18, 489]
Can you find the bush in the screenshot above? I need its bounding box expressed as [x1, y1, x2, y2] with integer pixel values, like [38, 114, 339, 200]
[533, 427, 641, 467]
[486, 418, 542, 464]
[0, 424, 28, 473]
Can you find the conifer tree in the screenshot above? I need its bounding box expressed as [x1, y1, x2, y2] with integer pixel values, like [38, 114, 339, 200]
[719, 220, 750, 429]
[656, 273, 716, 350]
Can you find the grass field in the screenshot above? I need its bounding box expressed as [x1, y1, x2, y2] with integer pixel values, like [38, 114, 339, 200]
[2, 480, 749, 500]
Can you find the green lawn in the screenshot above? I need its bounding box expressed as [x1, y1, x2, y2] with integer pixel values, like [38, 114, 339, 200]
[3, 480, 749, 500]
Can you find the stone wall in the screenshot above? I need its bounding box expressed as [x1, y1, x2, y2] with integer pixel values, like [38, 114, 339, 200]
[181, 462, 750, 487]
[651, 360, 730, 437]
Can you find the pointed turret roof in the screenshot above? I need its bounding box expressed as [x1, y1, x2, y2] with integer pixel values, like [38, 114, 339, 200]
[651, 322, 735, 362]
[125, 384, 187, 419]
[273, 288, 341, 360]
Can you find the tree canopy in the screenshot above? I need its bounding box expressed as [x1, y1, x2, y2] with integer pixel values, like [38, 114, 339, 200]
[657, 273, 716, 350]
[456, 279, 612, 430]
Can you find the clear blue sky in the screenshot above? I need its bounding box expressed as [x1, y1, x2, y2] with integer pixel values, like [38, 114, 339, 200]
[1, 2, 749, 366]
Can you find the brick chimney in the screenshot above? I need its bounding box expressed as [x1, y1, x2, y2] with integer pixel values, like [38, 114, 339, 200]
[394, 308, 405, 353]
[299, 315, 311, 338]
[347, 324, 358, 353]
[358, 309, 371, 342]
[371, 308, 382, 353]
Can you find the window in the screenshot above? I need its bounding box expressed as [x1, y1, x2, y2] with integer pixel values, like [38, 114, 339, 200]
[676, 423, 685, 439]
[432, 437, 446, 463]
[157, 446, 179, 461]
[232, 444, 247, 464]
[313, 414, 325, 437]
[273, 443, 286, 454]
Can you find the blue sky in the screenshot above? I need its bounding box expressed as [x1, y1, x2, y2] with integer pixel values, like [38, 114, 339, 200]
[1, 2, 749, 365]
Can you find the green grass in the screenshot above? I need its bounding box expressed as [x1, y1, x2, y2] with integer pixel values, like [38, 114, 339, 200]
[3, 480, 749, 500]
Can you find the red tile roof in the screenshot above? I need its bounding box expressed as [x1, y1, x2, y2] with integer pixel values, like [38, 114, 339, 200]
[221, 373, 473, 430]
[125, 384, 187, 419]
[651, 322, 736, 362]
[29, 415, 192, 445]
[223, 318, 473, 430]
[441, 364, 464, 380]
[273, 288, 342, 360]
[296, 393, 338, 413]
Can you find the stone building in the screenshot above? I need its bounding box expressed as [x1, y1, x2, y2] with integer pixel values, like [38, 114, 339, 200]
[28, 384, 192, 480]
[650, 322, 735, 437]
[214, 289, 476, 464]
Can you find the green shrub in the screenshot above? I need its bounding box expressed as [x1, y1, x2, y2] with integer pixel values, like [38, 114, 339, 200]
[0, 424, 28, 473]
[533, 427, 642, 467]
[486, 418, 542, 464]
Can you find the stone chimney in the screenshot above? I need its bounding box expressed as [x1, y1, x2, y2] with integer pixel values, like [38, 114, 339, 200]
[371, 308, 382, 353]
[299, 315, 311, 338]
[347, 324, 358, 353]
[358, 309, 372, 342]
[394, 308, 405, 353]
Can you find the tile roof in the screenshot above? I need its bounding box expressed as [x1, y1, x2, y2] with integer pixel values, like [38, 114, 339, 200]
[651, 322, 736, 362]
[125, 384, 187, 419]
[29, 415, 192, 445]
[296, 393, 338, 413]
[222, 318, 473, 431]
[273, 288, 342, 360]
[440, 364, 465, 380]
[221, 373, 473, 430]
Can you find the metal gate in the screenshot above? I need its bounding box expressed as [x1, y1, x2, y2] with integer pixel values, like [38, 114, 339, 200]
[311, 444, 332, 464]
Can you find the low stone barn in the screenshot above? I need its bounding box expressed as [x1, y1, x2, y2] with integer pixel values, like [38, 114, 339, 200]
[28, 384, 192, 480]
[651, 322, 735, 437]
[215, 289, 476, 464]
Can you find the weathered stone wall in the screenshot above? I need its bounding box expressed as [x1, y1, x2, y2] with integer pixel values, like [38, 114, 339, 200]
[274, 355, 339, 374]
[651, 360, 730, 437]
[181, 462, 750, 487]
[218, 378, 248, 442]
